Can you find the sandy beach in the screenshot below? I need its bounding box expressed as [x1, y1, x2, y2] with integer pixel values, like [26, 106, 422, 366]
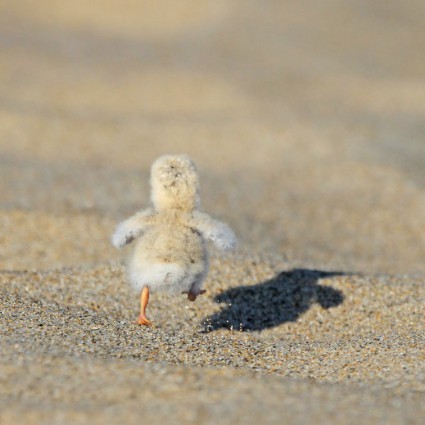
[0, 1, 424, 423]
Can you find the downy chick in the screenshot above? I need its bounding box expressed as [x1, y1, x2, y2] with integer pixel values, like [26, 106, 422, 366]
[112, 154, 236, 326]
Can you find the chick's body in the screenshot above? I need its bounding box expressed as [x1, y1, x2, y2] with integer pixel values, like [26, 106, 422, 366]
[129, 213, 207, 294]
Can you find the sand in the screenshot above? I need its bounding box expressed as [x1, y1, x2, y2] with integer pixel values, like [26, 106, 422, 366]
[0, 1, 424, 424]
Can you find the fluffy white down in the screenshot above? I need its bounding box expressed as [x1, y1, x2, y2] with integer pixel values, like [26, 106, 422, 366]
[128, 260, 197, 294]
[208, 221, 237, 251]
[111, 208, 154, 248]
[190, 211, 237, 251]
[112, 155, 235, 297]
[111, 223, 131, 248]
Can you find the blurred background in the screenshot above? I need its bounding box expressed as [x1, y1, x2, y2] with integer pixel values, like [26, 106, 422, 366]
[0, 0, 424, 273]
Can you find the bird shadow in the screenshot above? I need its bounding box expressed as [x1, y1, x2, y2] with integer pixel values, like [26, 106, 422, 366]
[202, 269, 346, 332]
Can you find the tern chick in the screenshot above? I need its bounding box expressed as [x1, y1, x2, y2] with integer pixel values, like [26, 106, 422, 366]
[112, 154, 236, 326]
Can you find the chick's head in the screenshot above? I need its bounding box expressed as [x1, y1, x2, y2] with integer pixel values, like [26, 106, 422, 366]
[151, 155, 200, 212]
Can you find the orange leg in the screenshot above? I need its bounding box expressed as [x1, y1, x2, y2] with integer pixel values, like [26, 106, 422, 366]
[136, 286, 152, 326]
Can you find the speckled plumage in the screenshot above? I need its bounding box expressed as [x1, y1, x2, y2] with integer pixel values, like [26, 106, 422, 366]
[112, 155, 236, 296]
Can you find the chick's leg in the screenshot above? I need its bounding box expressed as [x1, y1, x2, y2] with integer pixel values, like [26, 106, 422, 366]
[185, 289, 206, 302]
[185, 279, 206, 302]
[136, 286, 152, 326]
